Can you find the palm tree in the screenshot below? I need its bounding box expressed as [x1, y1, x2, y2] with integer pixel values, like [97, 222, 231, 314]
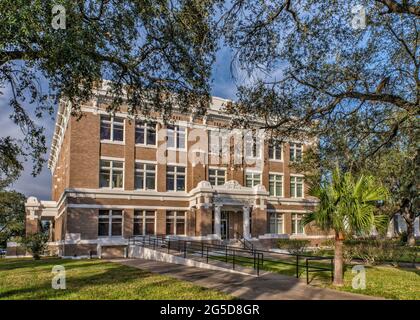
[303, 168, 388, 286]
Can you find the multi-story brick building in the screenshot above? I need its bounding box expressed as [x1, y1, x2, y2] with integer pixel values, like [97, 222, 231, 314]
[21, 88, 324, 258]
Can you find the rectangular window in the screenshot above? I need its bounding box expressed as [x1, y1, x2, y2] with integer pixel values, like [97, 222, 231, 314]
[135, 121, 156, 145]
[133, 210, 156, 235]
[167, 125, 186, 149]
[134, 163, 156, 190]
[98, 210, 122, 237]
[245, 133, 261, 158]
[100, 160, 124, 189]
[100, 115, 124, 142]
[166, 211, 186, 235]
[245, 172, 261, 188]
[292, 213, 304, 234]
[269, 174, 283, 197]
[209, 168, 226, 186]
[290, 143, 303, 162]
[290, 176, 304, 198]
[166, 166, 186, 191]
[209, 131, 222, 155]
[269, 140, 282, 160]
[269, 213, 283, 234]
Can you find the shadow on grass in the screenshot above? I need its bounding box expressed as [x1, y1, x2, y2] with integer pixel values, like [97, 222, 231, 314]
[0, 259, 227, 300]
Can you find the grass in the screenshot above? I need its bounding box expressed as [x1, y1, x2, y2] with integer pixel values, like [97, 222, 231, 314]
[210, 253, 420, 300]
[0, 258, 233, 300]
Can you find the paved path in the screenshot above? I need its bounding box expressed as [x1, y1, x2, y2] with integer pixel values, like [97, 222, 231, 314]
[111, 258, 381, 300]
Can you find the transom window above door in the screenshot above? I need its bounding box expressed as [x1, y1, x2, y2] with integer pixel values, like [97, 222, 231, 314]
[100, 115, 124, 142]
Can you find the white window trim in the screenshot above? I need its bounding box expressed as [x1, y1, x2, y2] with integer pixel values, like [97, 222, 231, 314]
[269, 173, 284, 197]
[167, 211, 187, 235]
[269, 140, 283, 162]
[133, 210, 157, 236]
[269, 212, 284, 234]
[166, 165, 186, 192]
[166, 125, 187, 151]
[292, 213, 305, 235]
[245, 170, 262, 187]
[135, 121, 158, 148]
[134, 162, 157, 191]
[290, 175, 304, 199]
[100, 116, 125, 144]
[208, 167, 227, 186]
[99, 158, 125, 190]
[289, 142, 303, 162]
[98, 209, 124, 238]
[244, 134, 262, 159]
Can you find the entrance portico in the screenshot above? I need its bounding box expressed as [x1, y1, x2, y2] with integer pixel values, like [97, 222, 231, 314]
[190, 180, 269, 241]
[214, 205, 251, 240]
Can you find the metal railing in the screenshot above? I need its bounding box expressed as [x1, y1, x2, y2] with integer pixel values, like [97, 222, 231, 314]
[128, 235, 264, 276]
[235, 232, 254, 252]
[127, 235, 334, 282]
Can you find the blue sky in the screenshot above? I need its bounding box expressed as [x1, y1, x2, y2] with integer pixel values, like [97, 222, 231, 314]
[0, 47, 239, 200]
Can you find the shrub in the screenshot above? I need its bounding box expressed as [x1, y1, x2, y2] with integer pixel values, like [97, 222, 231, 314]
[21, 232, 49, 260]
[277, 239, 310, 255]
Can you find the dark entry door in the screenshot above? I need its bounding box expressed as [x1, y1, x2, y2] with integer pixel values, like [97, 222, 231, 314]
[221, 211, 229, 240]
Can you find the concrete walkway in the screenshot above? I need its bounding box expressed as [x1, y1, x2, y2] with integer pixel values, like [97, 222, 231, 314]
[111, 258, 382, 300]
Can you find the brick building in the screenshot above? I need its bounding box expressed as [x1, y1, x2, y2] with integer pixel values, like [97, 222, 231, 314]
[21, 89, 325, 258]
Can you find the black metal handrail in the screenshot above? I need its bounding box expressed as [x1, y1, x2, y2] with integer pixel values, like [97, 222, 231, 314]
[127, 235, 333, 282]
[235, 232, 254, 252]
[127, 235, 263, 276]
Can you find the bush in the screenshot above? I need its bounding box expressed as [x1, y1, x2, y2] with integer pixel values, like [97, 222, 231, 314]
[343, 238, 415, 266]
[277, 239, 310, 255]
[21, 232, 49, 260]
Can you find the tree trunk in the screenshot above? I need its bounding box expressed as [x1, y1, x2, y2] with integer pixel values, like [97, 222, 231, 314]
[333, 232, 344, 286]
[407, 222, 416, 247]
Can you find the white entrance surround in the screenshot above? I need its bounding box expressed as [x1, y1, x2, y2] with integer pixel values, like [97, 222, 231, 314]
[214, 205, 222, 239]
[243, 206, 250, 239]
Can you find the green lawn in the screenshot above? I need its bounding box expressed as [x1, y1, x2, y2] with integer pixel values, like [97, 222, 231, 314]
[0, 258, 233, 300]
[210, 254, 420, 300]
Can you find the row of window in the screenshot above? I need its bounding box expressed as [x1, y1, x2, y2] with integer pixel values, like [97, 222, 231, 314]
[98, 210, 187, 237]
[100, 116, 303, 162]
[269, 213, 304, 235]
[98, 210, 305, 237]
[99, 160, 304, 197]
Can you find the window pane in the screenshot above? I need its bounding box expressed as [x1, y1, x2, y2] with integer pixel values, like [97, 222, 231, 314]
[135, 126, 144, 144]
[167, 175, 174, 191]
[176, 175, 185, 191]
[135, 172, 144, 189]
[209, 176, 216, 186]
[100, 170, 110, 188]
[100, 122, 111, 140]
[166, 221, 174, 235]
[111, 222, 122, 236]
[176, 221, 185, 235]
[113, 171, 123, 188]
[269, 181, 275, 196]
[177, 131, 185, 149]
[218, 177, 225, 185]
[297, 184, 303, 197]
[246, 176, 252, 188]
[133, 222, 143, 235]
[147, 125, 156, 145]
[98, 221, 109, 236]
[113, 161, 123, 168]
[167, 127, 174, 148]
[177, 166, 185, 173]
[113, 125, 124, 141]
[291, 183, 296, 197]
[145, 221, 155, 235]
[146, 172, 155, 189]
